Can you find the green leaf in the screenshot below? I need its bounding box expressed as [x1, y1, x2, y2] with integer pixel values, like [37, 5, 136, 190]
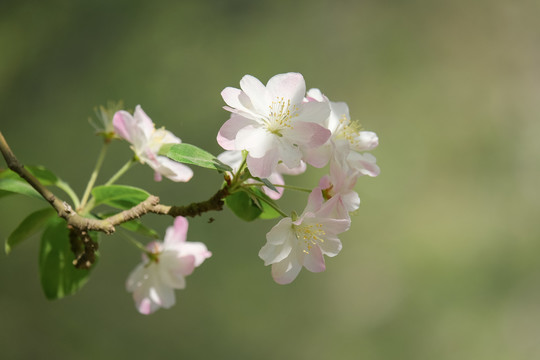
[91, 185, 149, 210]
[159, 143, 232, 172]
[26, 165, 59, 186]
[39, 217, 92, 300]
[225, 190, 262, 221]
[5, 207, 57, 254]
[0, 178, 43, 200]
[254, 177, 278, 193]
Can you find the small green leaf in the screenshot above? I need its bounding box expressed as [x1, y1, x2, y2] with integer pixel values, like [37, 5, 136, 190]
[225, 190, 262, 221]
[5, 207, 56, 254]
[255, 177, 278, 193]
[159, 143, 232, 172]
[26, 165, 59, 186]
[0, 178, 43, 200]
[91, 185, 149, 210]
[39, 217, 93, 300]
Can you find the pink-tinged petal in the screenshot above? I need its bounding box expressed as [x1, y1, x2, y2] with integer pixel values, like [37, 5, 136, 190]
[271, 255, 303, 285]
[276, 161, 306, 175]
[137, 297, 156, 315]
[306, 88, 326, 102]
[341, 190, 360, 212]
[154, 171, 163, 182]
[263, 172, 284, 200]
[113, 110, 133, 142]
[327, 101, 350, 133]
[303, 144, 332, 168]
[303, 188, 325, 214]
[133, 105, 155, 139]
[179, 242, 212, 267]
[259, 242, 292, 265]
[148, 156, 194, 182]
[319, 174, 331, 189]
[159, 252, 191, 288]
[355, 131, 379, 151]
[296, 100, 331, 126]
[303, 246, 326, 273]
[217, 114, 256, 150]
[276, 137, 303, 170]
[348, 152, 380, 177]
[286, 121, 331, 149]
[266, 73, 306, 106]
[236, 126, 278, 158]
[240, 75, 269, 114]
[318, 196, 350, 220]
[318, 217, 351, 236]
[164, 216, 189, 245]
[318, 236, 343, 257]
[246, 152, 279, 178]
[221, 87, 244, 110]
[266, 217, 294, 245]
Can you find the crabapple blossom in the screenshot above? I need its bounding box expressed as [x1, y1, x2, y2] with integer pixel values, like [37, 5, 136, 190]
[318, 159, 361, 220]
[126, 216, 211, 314]
[258, 189, 350, 284]
[113, 105, 193, 182]
[218, 72, 331, 178]
[304, 88, 380, 176]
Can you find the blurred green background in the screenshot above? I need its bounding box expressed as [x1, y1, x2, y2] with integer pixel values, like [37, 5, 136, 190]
[1, 0, 539, 359]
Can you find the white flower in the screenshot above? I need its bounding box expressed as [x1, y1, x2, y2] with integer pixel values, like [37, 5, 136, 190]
[318, 159, 361, 220]
[126, 217, 211, 315]
[304, 89, 380, 177]
[217, 73, 331, 178]
[258, 189, 350, 284]
[113, 105, 193, 182]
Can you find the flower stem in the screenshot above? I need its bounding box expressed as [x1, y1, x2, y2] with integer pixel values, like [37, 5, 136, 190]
[251, 182, 313, 193]
[81, 157, 136, 214]
[104, 157, 136, 186]
[57, 180, 81, 209]
[245, 188, 287, 218]
[79, 143, 108, 210]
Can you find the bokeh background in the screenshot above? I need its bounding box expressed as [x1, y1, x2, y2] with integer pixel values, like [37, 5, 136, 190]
[1, 0, 539, 359]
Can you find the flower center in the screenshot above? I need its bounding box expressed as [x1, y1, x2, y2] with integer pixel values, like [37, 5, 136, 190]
[335, 115, 363, 149]
[294, 222, 326, 254]
[264, 97, 297, 135]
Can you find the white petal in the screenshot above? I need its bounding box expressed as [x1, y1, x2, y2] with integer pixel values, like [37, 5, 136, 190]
[217, 114, 257, 150]
[271, 254, 303, 285]
[303, 246, 326, 273]
[148, 156, 194, 182]
[246, 151, 279, 178]
[258, 242, 292, 265]
[266, 73, 306, 106]
[179, 242, 212, 267]
[240, 75, 269, 114]
[266, 217, 294, 245]
[236, 126, 277, 158]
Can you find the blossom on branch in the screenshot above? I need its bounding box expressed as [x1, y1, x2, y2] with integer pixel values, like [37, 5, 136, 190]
[113, 105, 193, 182]
[258, 189, 350, 284]
[126, 216, 211, 315]
[217, 72, 331, 178]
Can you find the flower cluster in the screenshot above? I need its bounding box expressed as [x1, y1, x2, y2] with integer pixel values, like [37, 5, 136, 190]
[218, 72, 379, 284]
[115, 72, 378, 313]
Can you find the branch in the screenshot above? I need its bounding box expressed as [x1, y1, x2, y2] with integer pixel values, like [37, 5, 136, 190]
[0, 130, 229, 236]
